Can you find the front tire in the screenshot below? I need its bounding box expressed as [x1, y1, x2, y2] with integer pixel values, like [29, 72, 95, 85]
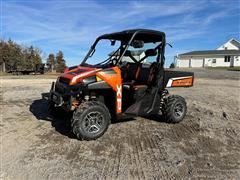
[162, 95, 187, 123]
[71, 101, 111, 140]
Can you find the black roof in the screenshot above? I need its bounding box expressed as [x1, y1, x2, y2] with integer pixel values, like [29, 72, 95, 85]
[179, 50, 240, 57]
[98, 29, 165, 43]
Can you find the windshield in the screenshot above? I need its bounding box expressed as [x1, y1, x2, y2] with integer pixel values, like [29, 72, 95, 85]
[82, 35, 163, 68]
[84, 39, 121, 66]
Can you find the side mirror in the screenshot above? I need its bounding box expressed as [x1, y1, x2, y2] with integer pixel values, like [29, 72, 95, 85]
[131, 40, 144, 48]
[166, 43, 173, 48]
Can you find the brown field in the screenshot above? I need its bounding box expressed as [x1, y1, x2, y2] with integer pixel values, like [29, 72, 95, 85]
[1, 69, 240, 179]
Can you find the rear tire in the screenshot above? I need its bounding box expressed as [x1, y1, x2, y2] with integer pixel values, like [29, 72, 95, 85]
[71, 101, 111, 140]
[162, 95, 187, 123]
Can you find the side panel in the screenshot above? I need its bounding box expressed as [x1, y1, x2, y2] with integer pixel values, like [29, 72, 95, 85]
[164, 70, 194, 88]
[96, 67, 122, 113]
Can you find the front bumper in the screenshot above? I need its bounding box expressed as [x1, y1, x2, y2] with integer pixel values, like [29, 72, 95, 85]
[50, 91, 63, 105]
[54, 81, 84, 96]
[48, 81, 84, 107]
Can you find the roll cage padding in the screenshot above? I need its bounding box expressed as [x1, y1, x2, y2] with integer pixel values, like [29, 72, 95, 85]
[135, 65, 141, 80]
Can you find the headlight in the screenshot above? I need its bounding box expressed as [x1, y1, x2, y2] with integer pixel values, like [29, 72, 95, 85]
[96, 76, 102, 82]
[82, 76, 97, 84]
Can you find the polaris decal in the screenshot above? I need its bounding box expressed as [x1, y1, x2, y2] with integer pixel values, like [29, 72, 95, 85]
[166, 76, 193, 88]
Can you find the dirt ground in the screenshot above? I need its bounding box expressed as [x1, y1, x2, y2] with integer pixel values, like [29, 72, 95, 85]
[1, 69, 240, 179]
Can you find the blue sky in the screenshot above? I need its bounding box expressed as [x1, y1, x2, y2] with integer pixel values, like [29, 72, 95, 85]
[1, 0, 240, 67]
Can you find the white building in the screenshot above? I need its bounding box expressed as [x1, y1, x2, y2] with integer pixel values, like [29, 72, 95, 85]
[176, 38, 240, 68]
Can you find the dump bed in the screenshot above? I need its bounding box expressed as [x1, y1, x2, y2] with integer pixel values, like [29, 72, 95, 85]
[164, 70, 194, 88]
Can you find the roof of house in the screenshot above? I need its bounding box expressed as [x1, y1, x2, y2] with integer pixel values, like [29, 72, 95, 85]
[178, 50, 240, 57]
[218, 38, 240, 50]
[230, 38, 240, 49]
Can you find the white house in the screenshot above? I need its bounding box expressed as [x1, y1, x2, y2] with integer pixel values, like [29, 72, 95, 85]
[176, 38, 240, 68]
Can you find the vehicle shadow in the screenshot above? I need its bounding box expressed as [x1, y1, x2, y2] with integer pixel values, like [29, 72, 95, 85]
[146, 114, 167, 123]
[29, 98, 76, 139]
[111, 115, 166, 124]
[29, 96, 166, 139]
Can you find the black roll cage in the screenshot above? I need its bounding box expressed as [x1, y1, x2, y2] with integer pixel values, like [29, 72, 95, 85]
[81, 30, 166, 68]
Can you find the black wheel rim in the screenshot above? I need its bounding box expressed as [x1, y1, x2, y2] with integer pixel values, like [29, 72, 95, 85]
[83, 111, 104, 134]
[173, 102, 184, 118]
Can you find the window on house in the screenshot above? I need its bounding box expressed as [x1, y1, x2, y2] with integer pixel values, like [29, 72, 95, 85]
[235, 56, 239, 61]
[224, 56, 230, 62]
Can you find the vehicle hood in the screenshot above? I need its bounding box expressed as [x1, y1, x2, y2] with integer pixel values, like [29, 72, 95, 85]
[59, 66, 101, 85]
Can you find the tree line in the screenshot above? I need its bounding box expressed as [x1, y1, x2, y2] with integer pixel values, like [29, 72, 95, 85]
[46, 51, 66, 73]
[0, 39, 67, 73]
[0, 39, 42, 72]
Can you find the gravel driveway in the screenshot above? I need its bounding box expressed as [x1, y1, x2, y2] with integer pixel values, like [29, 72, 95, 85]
[1, 69, 240, 179]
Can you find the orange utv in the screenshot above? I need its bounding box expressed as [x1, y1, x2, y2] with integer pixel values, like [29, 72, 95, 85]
[47, 29, 194, 140]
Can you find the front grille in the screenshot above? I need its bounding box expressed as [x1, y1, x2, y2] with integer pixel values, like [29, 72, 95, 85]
[55, 82, 68, 94]
[59, 77, 70, 85]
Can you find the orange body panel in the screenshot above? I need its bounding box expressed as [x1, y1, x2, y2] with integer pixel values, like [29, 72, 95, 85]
[96, 67, 122, 113]
[171, 77, 193, 87]
[58, 66, 123, 113]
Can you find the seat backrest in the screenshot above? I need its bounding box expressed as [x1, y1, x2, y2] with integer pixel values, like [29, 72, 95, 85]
[135, 64, 150, 83]
[126, 63, 139, 81]
[121, 48, 158, 84]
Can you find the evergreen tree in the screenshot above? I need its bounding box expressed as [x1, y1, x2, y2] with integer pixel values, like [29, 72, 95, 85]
[169, 63, 175, 68]
[7, 39, 22, 71]
[33, 47, 42, 66]
[0, 39, 45, 73]
[47, 53, 55, 72]
[55, 51, 66, 73]
[27, 45, 35, 70]
[0, 40, 8, 71]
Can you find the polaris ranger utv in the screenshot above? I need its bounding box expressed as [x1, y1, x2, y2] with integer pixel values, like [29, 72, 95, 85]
[47, 29, 194, 140]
